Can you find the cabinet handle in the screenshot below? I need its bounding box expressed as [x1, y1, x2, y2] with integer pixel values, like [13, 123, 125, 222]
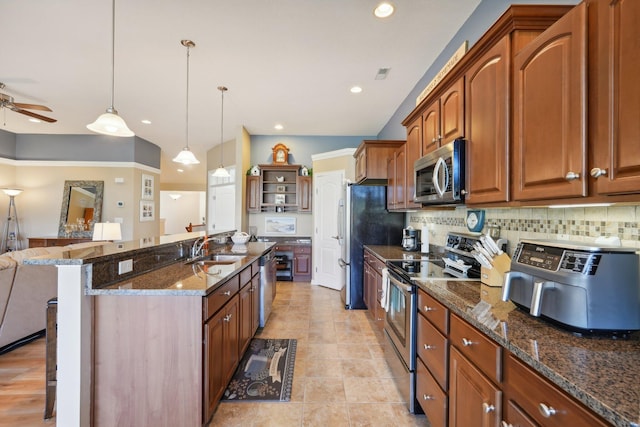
[483, 402, 495, 413]
[460, 189, 468, 195]
[423, 344, 435, 350]
[590, 167, 608, 178]
[223, 314, 232, 322]
[222, 291, 231, 296]
[431, 138, 438, 143]
[538, 403, 557, 418]
[565, 171, 580, 181]
[423, 305, 435, 312]
[462, 338, 475, 347]
[422, 394, 435, 401]
[501, 422, 513, 427]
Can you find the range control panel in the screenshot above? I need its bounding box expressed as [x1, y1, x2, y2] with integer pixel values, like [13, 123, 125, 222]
[515, 242, 602, 275]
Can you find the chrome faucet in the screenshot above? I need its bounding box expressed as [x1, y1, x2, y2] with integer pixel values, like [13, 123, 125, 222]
[191, 236, 218, 259]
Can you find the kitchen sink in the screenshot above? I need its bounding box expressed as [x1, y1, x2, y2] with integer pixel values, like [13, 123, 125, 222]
[202, 254, 247, 264]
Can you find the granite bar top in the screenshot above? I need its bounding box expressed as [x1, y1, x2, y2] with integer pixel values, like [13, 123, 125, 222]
[366, 246, 640, 427]
[86, 242, 274, 296]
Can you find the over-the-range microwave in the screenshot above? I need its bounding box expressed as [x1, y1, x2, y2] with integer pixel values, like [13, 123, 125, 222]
[413, 138, 466, 205]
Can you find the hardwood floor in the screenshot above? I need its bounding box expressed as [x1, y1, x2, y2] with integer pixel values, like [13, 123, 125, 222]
[0, 337, 54, 427]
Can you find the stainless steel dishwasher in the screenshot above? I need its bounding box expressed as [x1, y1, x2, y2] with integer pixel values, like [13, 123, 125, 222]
[259, 248, 276, 327]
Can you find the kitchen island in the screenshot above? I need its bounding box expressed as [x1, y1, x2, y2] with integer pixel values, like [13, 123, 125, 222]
[25, 233, 274, 427]
[365, 245, 640, 427]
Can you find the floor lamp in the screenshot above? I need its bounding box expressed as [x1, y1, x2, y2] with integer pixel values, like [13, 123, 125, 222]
[1, 188, 23, 253]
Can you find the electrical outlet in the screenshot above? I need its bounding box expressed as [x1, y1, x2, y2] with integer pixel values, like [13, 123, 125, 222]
[118, 259, 133, 275]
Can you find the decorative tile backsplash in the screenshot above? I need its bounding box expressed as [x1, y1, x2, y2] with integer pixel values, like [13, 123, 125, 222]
[407, 205, 640, 255]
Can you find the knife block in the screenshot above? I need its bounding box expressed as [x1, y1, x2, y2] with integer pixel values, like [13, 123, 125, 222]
[480, 253, 511, 287]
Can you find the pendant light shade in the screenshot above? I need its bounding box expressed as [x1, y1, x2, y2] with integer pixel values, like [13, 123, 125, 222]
[87, 0, 134, 137]
[173, 40, 200, 165]
[212, 86, 230, 178]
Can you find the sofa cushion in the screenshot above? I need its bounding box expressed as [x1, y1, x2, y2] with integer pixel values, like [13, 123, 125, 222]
[0, 256, 17, 270]
[5, 248, 50, 265]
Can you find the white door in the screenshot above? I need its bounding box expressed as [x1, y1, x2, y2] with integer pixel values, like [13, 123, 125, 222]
[312, 170, 344, 290]
[208, 185, 236, 233]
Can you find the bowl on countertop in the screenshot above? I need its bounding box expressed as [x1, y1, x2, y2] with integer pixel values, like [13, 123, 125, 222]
[231, 232, 251, 244]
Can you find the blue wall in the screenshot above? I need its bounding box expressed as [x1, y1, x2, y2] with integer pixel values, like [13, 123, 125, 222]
[377, 0, 580, 140]
[0, 129, 16, 158]
[249, 135, 374, 167]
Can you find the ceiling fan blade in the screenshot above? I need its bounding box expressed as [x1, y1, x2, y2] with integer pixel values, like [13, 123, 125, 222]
[12, 102, 52, 112]
[15, 108, 57, 123]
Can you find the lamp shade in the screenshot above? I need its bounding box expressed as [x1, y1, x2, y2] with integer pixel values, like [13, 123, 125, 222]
[2, 188, 23, 197]
[212, 166, 230, 178]
[87, 109, 135, 137]
[92, 222, 122, 241]
[172, 148, 200, 165]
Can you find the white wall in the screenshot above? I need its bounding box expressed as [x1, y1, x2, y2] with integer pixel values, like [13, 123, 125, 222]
[159, 191, 206, 235]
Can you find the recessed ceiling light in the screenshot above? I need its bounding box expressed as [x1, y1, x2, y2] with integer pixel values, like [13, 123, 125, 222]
[177, 169, 184, 173]
[28, 118, 41, 123]
[141, 119, 152, 125]
[350, 86, 363, 94]
[374, 2, 394, 18]
[274, 124, 284, 130]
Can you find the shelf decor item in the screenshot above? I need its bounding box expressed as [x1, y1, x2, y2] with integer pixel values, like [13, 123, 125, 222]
[272, 143, 289, 164]
[274, 194, 286, 205]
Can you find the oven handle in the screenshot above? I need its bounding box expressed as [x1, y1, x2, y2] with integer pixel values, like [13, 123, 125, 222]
[388, 271, 414, 294]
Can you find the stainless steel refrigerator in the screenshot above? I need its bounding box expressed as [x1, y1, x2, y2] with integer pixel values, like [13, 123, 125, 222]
[338, 184, 404, 309]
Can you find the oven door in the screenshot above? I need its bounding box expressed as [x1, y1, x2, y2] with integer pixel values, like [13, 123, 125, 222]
[384, 269, 416, 371]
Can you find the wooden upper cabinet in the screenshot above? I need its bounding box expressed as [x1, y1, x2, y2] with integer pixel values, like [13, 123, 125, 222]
[422, 78, 464, 156]
[422, 101, 440, 155]
[297, 176, 312, 212]
[405, 117, 422, 209]
[354, 140, 405, 184]
[465, 36, 509, 204]
[590, 0, 640, 195]
[246, 175, 260, 213]
[440, 79, 465, 144]
[512, 2, 587, 201]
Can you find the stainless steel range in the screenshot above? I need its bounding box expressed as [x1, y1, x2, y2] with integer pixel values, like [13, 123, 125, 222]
[383, 232, 486, 414]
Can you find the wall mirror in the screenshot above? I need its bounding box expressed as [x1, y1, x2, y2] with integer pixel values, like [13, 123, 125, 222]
[58, 180, 104, 238]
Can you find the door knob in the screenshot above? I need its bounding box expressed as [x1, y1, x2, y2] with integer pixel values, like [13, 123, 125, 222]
[565, 171, 580, 181]
[590, 167, 608, 178]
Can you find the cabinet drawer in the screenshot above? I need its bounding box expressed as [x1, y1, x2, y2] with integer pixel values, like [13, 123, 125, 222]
[505, 353, 609, 427]
[417, 313, 449, 391]
[203, 275, 240, 321]
[416, 357, 447, 427]
[417, 289, 449, 334]
[294, 245, 311, 255]
[450, 314, 501, 384]
[251, 259, 260, 277]
[240, 265, 253, 287]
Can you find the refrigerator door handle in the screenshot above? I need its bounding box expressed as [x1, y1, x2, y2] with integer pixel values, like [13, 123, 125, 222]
[337, 198, 345, 245]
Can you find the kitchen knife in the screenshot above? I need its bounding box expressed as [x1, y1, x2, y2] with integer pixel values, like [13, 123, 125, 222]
[478, 237, 496, 258]
[485, 234, 503, 255]
[474, 242, 493, 261]
[473, 250, 492, 269]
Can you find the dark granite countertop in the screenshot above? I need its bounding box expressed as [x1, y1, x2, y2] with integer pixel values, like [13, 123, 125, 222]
[366, 245, 640, 427]
[86, 241, 275, 296]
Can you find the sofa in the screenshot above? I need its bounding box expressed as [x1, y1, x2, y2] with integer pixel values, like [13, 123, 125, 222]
[0, 242, 106, 352]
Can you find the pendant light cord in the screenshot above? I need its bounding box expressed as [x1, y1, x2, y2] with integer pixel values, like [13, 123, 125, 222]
[218, 86, 228, 166]
[110, 0, 116, 110]
[185, 44, 191, 150]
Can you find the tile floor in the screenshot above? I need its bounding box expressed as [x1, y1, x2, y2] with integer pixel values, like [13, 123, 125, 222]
[210, 281, 429, 427]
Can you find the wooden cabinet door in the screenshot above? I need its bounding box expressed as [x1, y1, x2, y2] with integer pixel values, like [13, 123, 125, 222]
[203, 307, 226, 422]
[394, 146, 407, 210]
[239, 283, 252, 355]
[512, 2, 587, 201]
[297, 176, 312, 212]
[251, 274, 260, 334]
[246, 176, 260, 213]
[222, 295, 240, 386]
[465, 36, 510, 204]
[387, 155, 396, 210]
[591, 0, 640, 195]
[363, 261, 372, 310]
[449, 347, 501, 427]
[440, 78, 465, 143]
[405, 117, 422, 209]
[355, 148, 367, 182]
[422, 100, 440, 155]
[504, 399, 538, 427]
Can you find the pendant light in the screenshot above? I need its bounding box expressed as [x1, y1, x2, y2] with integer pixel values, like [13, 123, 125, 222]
[172, 40, 200, 165]
[212, 86, 230, 178]
[86, 0, 134, 137]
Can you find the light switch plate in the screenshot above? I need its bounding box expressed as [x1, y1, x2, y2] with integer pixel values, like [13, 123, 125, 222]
[118, 259, 133, 275]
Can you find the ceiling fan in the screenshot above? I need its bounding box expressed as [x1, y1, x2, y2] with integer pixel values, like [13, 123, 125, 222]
[0, 82, 57, 123]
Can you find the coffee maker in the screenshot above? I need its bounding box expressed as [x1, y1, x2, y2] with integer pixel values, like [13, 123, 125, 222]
[402, 227, 421, 251]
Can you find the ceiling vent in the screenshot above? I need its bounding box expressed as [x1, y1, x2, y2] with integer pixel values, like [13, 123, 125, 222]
[375, 68, 391, 80]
